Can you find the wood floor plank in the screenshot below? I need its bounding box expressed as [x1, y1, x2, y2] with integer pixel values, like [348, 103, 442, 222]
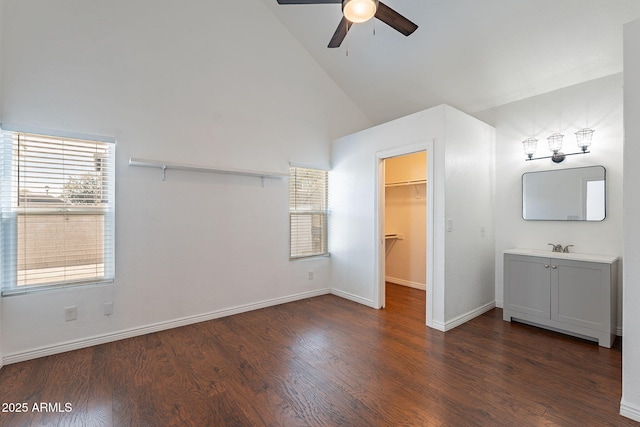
[0, 283, 636, 426]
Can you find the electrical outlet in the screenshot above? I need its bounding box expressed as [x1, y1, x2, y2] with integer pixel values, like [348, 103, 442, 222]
[308, 270, 314, 280]
[64, 306, 77, 322]
[103, 302, 113, 316]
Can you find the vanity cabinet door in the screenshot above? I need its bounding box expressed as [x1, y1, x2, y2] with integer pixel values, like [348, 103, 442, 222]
[504, 254, 550, 319]
[551, 259, 609, 330]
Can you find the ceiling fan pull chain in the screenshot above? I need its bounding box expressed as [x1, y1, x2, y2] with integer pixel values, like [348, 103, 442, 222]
[373, 19, 376, 36]
[345, 20, 349, 56]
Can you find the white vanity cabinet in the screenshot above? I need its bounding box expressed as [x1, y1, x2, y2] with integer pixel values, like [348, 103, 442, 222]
[503, 249, 618, 347]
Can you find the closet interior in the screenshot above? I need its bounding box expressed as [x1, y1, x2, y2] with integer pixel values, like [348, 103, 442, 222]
[384, 151, 427, 308]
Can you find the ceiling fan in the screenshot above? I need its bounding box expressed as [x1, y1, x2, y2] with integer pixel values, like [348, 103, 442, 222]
[276, 0, 418, 48]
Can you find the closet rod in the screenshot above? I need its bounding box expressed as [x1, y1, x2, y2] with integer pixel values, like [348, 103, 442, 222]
[129, 157, 288, 181]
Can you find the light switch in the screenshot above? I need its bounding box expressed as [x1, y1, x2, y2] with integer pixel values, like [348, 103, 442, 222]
[447, 219, 453, 232]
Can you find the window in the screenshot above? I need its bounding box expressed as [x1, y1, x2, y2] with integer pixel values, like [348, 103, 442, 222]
[289, 167, 328, 259]
[0, 130, 115, 294]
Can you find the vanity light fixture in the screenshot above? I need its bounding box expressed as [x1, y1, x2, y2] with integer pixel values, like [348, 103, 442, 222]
[522, 137, 538, 160]
[575, 128, 594, 152]
[522, 128, 594, 163]
[547, 133, 565, 163]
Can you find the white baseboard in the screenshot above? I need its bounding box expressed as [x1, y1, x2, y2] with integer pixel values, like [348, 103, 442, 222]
[620, 399, 640, 422]
[2, 288, 331, 365]
[443, 301, 496, 331]
[330, 288, 377, 308]
[385, 276, 426, 291]
[430, 320, 446, 332]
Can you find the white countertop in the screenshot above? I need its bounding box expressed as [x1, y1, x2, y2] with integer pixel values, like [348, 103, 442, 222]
[504, 248, 619, 264]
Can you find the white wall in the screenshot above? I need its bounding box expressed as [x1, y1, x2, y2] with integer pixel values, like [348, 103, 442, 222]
[442, 107, 495, 325]
[621, 18, 640, 423]
[0, 0, 371, 361]
[475, 74, 625, 331]
[384, 152, 427, 289]
[0, 0, 4, 368]
[330, 105, 495, 329]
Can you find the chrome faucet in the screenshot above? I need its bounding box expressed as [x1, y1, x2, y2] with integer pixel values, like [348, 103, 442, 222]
[548, 243, 564, 252]
[563, 245, 574, 253]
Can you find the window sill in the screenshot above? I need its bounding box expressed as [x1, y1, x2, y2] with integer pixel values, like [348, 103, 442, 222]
[290, 253, 331, 262]
[2, 279, 114, 297]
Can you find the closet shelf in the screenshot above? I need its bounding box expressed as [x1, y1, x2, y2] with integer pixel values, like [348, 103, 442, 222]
[129, 157, 289, 181]
[385, 233, 405, 240]
[385, 179, 426, 188]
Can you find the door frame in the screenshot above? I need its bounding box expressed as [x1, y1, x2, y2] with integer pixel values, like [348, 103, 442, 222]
[374, 140, 435, 327]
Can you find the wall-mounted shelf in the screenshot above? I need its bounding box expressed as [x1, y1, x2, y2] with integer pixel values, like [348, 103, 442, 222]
[386, 179, 426, 198]
[129, 157, 289, 181]
[385, 233, 405, 240]
[385, 179, 426, 188]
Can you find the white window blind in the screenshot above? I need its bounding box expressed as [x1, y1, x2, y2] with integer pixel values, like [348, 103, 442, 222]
[289, 167, 328, 259]
[0, 131, 115, 294]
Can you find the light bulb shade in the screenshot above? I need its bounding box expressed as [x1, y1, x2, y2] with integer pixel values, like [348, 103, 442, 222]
[547, 133, 564, 153]
[343, 0, 378, 23]
[575, 128, 594, 151]
[522, 138, 538, 158]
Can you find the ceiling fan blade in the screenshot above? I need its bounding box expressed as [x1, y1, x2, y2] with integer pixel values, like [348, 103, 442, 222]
[375, 2, 418, 36]
[276, 0, 341, 4]
[328, 16, 353, 48]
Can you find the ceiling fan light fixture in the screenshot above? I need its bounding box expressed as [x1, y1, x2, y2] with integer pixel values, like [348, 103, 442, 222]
[342, 0, 378, 23]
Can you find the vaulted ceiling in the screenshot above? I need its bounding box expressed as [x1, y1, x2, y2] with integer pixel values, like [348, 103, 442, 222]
[262, 0, 640, 124]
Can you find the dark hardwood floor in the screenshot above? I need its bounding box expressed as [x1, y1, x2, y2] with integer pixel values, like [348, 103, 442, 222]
[0, 283, 636, 426]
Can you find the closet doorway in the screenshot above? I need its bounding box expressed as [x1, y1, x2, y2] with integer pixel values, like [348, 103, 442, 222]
[380, 151, 427, 321]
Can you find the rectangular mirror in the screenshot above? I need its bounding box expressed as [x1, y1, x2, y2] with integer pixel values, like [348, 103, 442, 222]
[523, 165, 606, 221]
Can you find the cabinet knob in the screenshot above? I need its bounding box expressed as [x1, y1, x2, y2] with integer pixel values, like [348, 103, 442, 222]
[544, 264, 550, 268]
[551, 265, 558, 269]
